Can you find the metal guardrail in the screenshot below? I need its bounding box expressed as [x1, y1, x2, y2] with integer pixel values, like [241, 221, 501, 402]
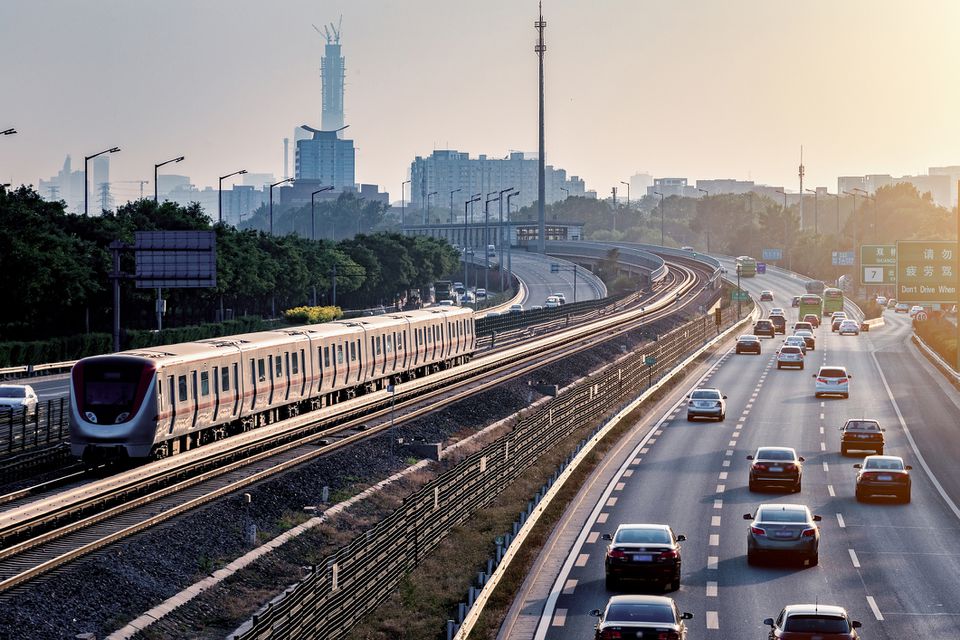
[0, 399, 70, 458]
[229, 305, 737, 640]
[543, 241, 667, 283]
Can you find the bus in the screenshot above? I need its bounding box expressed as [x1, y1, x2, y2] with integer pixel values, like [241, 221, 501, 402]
[804, 280, 826, 296]
[798, 294, 823, 318]
[735, 256, 757, 277]
[823, 287, 844, 316]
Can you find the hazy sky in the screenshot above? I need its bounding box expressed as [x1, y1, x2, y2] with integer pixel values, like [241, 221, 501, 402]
[3, 0, 960, 202]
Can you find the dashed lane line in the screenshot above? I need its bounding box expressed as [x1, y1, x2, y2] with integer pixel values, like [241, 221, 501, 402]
[551, 609, 567, 627]
[820, 442, 826, 451]
[716, 484, 726, 493]
[561, 580, 577, 595]
[828, 484, 836, 497]
[614, 482, 625, 491]
[605, 497, 618, 507]
[722, 460, 731, 468]
[718, 472, 728, 480]
[823, 461, 829, 472]
[714, 499, 723, 509]
[707, 556, 719, 570]
[706, 611, 720, 629]
[866, 596, 884, 621]
[836, 513, 845, 528]
[623, 470, 634, 478]
[575, 554, 589, 567]
[586, 532, 600, 543]
[711, 516, 721, 527]
[725, 450, 733, 456]
[709, 534, 719, 546]
[728, 441, 737, 447]
[597, 513, 609, 524]
[706, 581, 718, 597]
[849, 549, 861, 568]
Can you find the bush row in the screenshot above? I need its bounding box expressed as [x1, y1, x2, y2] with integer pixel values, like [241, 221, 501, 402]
[283, 306, 343, 325]
[915, 315, 958, 367]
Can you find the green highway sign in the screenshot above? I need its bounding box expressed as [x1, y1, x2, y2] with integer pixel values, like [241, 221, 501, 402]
[896, 241, 959, 304]
[730, 289, 750, 301]
[860, 244, 897, 285]
[644, 355, 657, 366]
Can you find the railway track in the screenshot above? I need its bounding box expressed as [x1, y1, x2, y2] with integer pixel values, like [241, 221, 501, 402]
[0, 260, 710, 594]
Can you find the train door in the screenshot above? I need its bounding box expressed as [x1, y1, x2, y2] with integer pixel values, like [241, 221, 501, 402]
[166, 374, 177, 434]
[212, 367, 221, 422]
[189, 371, 199, 430]
[198, 368, 213, 426]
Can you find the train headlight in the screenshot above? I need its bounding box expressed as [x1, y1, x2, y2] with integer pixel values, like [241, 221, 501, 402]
[84, 411, 98, 424]
[115, 412, 129, 424]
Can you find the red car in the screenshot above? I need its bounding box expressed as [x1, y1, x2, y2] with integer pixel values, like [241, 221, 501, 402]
[802, 313, 820, 328]
[764, 604, 862, 639]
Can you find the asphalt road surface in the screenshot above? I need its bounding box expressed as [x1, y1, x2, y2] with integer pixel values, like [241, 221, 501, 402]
[510, 251, 606, 308]
[503, 259, 960, 638]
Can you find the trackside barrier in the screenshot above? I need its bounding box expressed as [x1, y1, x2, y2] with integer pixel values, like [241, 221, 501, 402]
[230, 298, 748, 640]
[448, 296, 758, 640]
[0, 398, 70, 460]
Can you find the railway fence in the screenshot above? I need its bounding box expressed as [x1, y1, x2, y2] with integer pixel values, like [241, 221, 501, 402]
[231, 302, 734, 640]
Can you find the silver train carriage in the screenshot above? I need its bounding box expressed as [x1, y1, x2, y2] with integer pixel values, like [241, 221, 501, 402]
[70, 307, 476, 460]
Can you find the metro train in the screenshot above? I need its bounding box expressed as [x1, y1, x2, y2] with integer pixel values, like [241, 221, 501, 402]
[70, 306, 476, 461]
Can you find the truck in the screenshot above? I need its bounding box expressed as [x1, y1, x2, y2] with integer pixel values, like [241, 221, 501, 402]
[433, 281, 457, 304]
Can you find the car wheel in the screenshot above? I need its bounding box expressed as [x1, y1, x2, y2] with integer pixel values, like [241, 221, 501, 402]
[747, 549, 759, 565]
[843, 393, 849, 399]
[800, 363, 805, 370]
[855, 488, 864, 502]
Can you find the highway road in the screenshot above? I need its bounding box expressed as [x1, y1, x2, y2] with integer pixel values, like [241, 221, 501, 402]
[501, 260, 960, 638]
[510, 251, 606, 308]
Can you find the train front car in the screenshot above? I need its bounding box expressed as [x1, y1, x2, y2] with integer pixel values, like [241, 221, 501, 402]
[70, 355, 160, 461]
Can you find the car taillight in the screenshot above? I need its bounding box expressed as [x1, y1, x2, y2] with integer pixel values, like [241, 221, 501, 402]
[861, 472, 880, 480]
[600, 630, 622, 640]
[838, 378, 848, 384]
[817, 377, 828, 383]
[801, 528, 817, 537]
[751, 526, 765, 536]
[783, 463, 795, 471]
[659, 549, 679, 560]
[607, 548, 626, 559]
[753, 463, 768, 471]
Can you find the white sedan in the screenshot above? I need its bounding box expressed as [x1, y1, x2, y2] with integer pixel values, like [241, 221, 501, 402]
[838, 320, 860, 336]
[0, 385, 38, 416]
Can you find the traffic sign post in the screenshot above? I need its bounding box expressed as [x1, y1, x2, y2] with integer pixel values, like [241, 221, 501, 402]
[860, 244, 897, 285]
[895, 241, 959, 305]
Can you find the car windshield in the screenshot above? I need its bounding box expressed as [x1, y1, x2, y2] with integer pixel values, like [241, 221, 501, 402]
[819, 368, 847, 378]
[0, 388, 26, 398]
[785, 615, 850, 633]
[757, 449, 794, 461]
[757, 508, 807, 523]
[616, 528, 671, 544]
[865, 458, 904, 470]
[606, 603, 675, 624]
[846, 420, 879, 431]
[691, 390, 720, 399]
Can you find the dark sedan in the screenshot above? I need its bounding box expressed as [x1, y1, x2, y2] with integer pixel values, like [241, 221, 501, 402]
[736, 334, 762, 354]
[603, 524, 685, 591]
[764, 604, 862, 639]
[745, 503, 821, 566]
[592, 595, 692, 640]
[840, 419, 884, 455]
[748, 447, 804, 492]
[855, 455, 912, 502]
[754, 319, 775, 338]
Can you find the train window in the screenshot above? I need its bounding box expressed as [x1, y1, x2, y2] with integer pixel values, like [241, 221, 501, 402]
[275, 356, 282, 377]
[221, 367, 230, 392]
[292, 352, 299, 375]
[257, 358, 266, 382]
[323, 346, 330, 368]
[336, 344, 344, 364]
[352, 340, 358, 361]
[178, 375, 188, 403]
[200, 371, 210, 397]
[376, 336, 382, 355]
[386, 334, 393, 353]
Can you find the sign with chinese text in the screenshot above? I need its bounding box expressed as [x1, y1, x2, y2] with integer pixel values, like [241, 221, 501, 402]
[832, 251, 854, 266]
[896, 241, 959, 304]
[860, 244, 897, 285]
[762, 248, 782, 261]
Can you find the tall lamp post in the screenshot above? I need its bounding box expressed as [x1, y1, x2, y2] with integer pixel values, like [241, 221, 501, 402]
[805, 188, 819, 235]
[269, 177, 295, 235]
[219, 169, 247, 225]
[506, 190, 520, 289]
[449, 188, 462, 225]
[154, 156, 184, 202]
[853, 187, 876, 240]
[497, 187, 514, 292]
[620, 181, 631, 209]
[426, 191, 438, 223]
[400, 179, 411, 229]
[654, 191, 665, 246]
[311, 186, 334, 241]
[776, 189, 790, 268]
[84, 146, 121, 216]
[484, 191, 500, 293]
[463, 194, 482, 293]
[697, 188, 710, 251]
[826, 192, 840, 235]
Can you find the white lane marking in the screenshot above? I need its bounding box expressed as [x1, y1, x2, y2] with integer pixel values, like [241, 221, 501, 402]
[823, 461, 830, 472]
[837, 513, 846, 528]
[821, 401, 826, 407]
[722, 460, 731, 467]
[711, 515, 721, 527]
[726, 449, 733, 456]
[606, 497, 618, 507]
[738, 417, 747, 422]
[562, 580, 577, 596]
[706, 581, 718, 597]
[587, 532, 600, 543]
[714, 499, 723, 509]
[614, 482, 625, 491]
[716, 484, 726, 493]
[623, 470, 634, 478]
[552, 609, 567, 626]
[828, 484, 836, 497]
[871, 350, 960, 524]
[597, 513, 609, 524]
[719, 471, 728, 480]
[820, 412, 825, 420]
[819, 426, 825, 435]
[640, 447, 649, 454]
[735, 424, 743, 431]
[632, 458, 642, 465]
[655, 428, 664, 435]
[849, 549, 861, 568]
[575, 554, 589, 567]
[706, 611, 719, 629]
[866, 595, 884, 621]
[732, 432, 740, 439]
[728, 440, 737, 447]
[820, 442, 826, 451]
[751, 392, 758, 398]
[742, 410, 750, 415]
[707, 556, 719, 570]
[709, 534, 720, 546]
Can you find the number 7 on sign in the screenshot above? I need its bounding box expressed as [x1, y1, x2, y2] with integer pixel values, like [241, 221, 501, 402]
[863, 267, 884, 283]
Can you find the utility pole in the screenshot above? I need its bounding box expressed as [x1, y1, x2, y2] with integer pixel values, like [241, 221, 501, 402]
[620, 181, 630, 208]
[497, 187, 514, 292]
[449, 188, 462, 225]
[507, 190, 519, 289]
[535, 2, 547, 253]
[698, 188, 710, 251]
[401, 179, 410, 229]
[798, 145, 805, 232]
[611, 186, 617, 233]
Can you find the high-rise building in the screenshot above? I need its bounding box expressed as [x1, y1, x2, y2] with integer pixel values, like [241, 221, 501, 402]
[295, 125, 356, 189]
[408, 150, 586, 219]
[319, 20, 345, 134]
[647, 178, 699, 199]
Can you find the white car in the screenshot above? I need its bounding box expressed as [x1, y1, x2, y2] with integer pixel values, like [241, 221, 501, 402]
[909, 305, 924, 318]
[508, 303, 524, 314]
[553, 292, 567, 304]
[814, 366, 851, 398]
[776, 345, 805, 369]
[544, 296, 561, 308]
[782, 336, 807, 354]
[686, 387, 727, 421]
[838, 319, 860, 336]
[769, 307, 785, 317]
[894, 302, 909, 313]
[475, 288, 487, 299]
[876, 296, 888, 306]
[0, 384, 38, 416]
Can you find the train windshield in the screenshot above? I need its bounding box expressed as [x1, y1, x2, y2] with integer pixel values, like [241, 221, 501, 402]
[79, 361, 147, 423]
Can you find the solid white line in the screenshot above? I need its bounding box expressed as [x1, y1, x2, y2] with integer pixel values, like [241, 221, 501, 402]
[709, 534, 720, 546]
[836, 513, 846, 528]
[871, 350, 960, 524]
[828, 484, 836, 497]
[823, 461, 829, 472]
[707, 556, 718, 570]
[706, 581, 718, 597]
[866, 595, 884, 621]
[706, 610, 719, 629]
[849, 548, 861, 568]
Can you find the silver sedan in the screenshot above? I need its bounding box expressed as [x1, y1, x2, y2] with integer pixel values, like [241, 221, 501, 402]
[744, 503, 821, 566]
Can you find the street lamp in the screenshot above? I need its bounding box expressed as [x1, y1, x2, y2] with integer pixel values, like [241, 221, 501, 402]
[84, 146, 121, 216]
[269, 177, 295, 235]
[620, 181, 631, 208]
[776, 189, 789, 268]
[154, 155, 184, 202]
[484, 191, 501, 293]
[853, 187, 877, 241]
[804, 188, 819, 235]
[401, 179, 411, 228]
[698, 188, 710, 251]
[426, 191, 438, 223]
[311, 186, 334, 241]
[560, 186, 569, 200]
[449, 188, 462, 225]
[654, 191, 665, 246]
[497, 187, 514, 292]
[826, 192, 840, 235]
[463, 193, 482, 293]
[506, 190, 520, 288]
[219, 169, 247, 225]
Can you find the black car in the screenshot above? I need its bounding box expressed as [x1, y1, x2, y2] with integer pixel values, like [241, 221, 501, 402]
[736, 334, 762, 354]
[748, 446, 804, 492]
[769, 315, 786, 334]
[855, 455, 912, 502]
[791, 296, 801, 307]
[840, 419, 884, 455]
[592, 595, 692, 640]
[603, 524, 685, 591]
[754, 319, 775, 338]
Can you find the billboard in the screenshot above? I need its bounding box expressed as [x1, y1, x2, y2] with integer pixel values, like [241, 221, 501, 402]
[896, 241, 958, 304]
[135, 231, 217, 288]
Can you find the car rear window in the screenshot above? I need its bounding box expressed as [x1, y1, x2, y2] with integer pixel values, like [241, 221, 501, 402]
[819, 368, 846, 378]
[757, 508, 807, 523]
[846, 420, 879, 431]
[606, 603, 675, 624]
[781, 347, 801, 354]
[739, 335, 759, 341]
[757, 449, 794, 461]
[785, 616, 849, 633]
[756, 321, 772, 327]
[616, 528, 671, 544]
[865, 458, 903, 470]
[691, 390, 720, 399]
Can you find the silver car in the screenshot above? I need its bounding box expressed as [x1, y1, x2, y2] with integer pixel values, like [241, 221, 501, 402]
[0, 385, 38, 417]
[744, 503, 821, 565]
[685, 388, 727, 421]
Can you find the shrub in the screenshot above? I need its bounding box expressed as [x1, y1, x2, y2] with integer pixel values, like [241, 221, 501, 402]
[915, 315, 958, 366]
[283, 306, 343, 325]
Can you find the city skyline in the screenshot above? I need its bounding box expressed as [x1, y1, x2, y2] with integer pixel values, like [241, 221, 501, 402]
[3, 0, 960, 205]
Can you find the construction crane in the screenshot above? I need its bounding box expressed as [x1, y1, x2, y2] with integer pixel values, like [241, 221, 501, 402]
[312, 15, 342, 44]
